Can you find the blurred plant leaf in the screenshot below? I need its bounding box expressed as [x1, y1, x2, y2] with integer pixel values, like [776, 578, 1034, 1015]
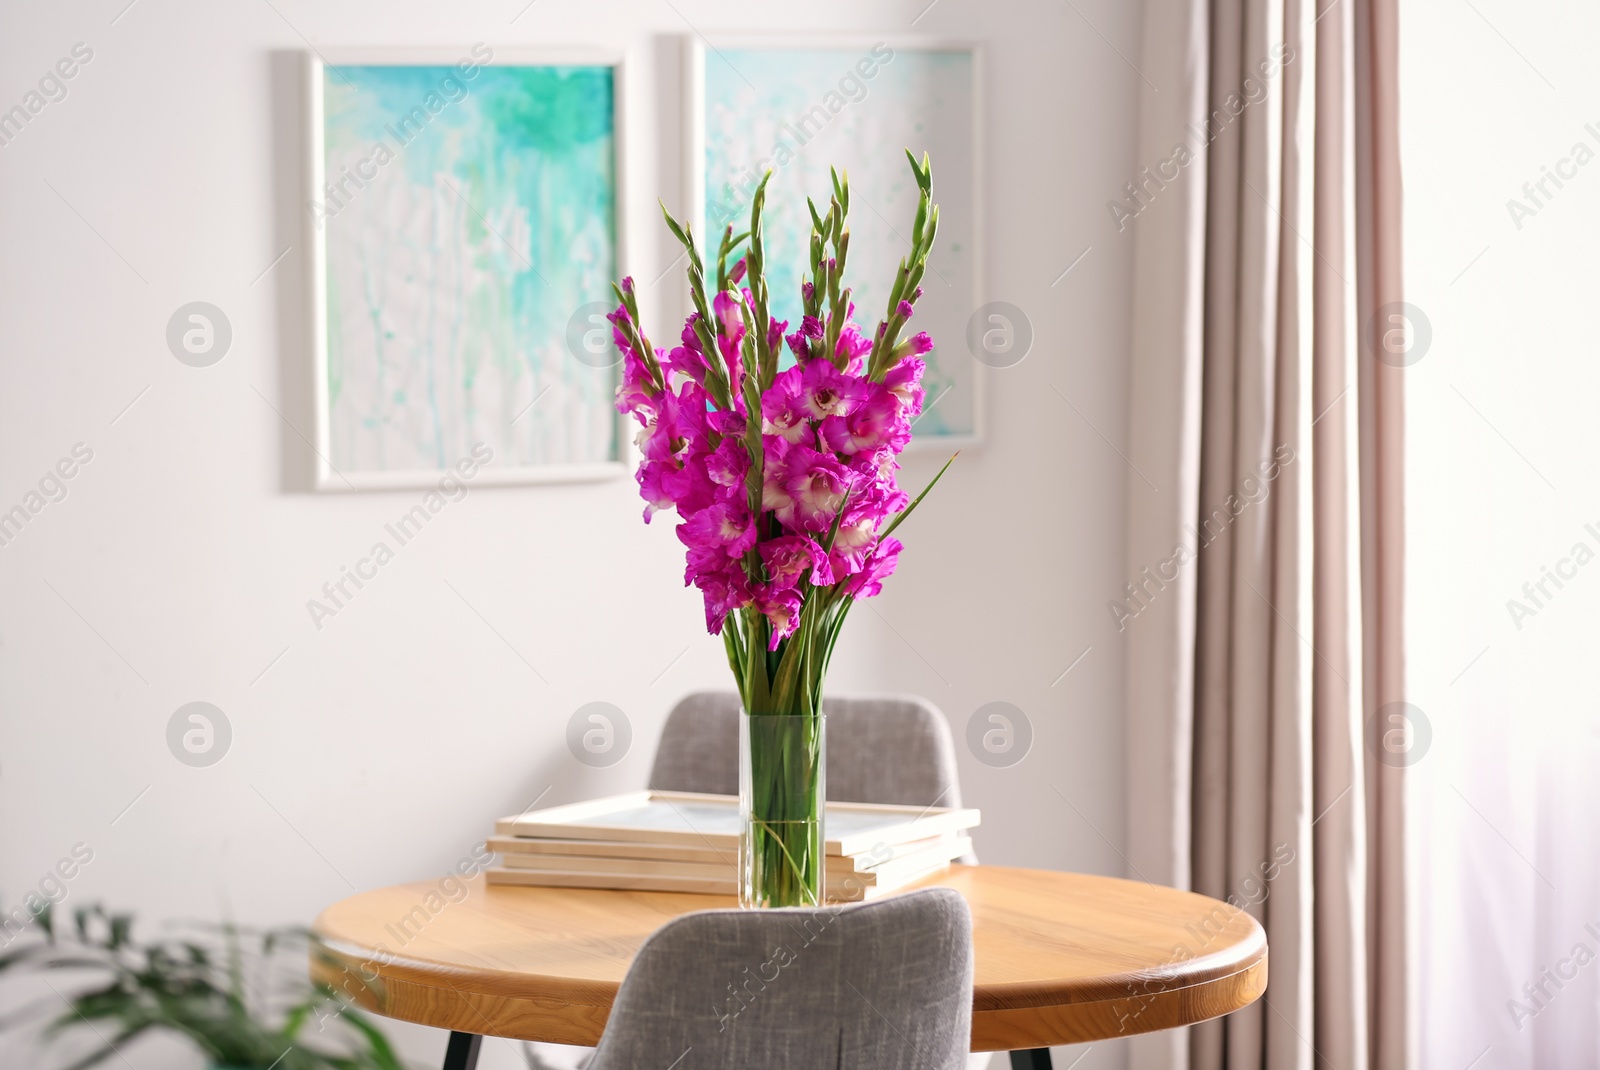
[1, 904, 402, 1070]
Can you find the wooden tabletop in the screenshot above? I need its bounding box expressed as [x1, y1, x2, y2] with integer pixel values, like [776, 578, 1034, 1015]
[312, 865, 1267, 1051]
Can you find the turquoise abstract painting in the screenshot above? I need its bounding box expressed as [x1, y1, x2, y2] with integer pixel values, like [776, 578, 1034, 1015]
[317, 56, 619, 482]
[703, 44, 977, 440]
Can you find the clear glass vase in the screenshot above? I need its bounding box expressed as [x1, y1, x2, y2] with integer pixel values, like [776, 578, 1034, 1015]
[738, 710, 826, 908]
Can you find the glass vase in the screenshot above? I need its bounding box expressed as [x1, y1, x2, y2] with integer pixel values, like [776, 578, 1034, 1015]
[738, 710, 825, 908]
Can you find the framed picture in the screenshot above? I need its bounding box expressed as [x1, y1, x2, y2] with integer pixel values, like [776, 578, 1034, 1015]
[306, 47, 630, 490]
[684, 36, 984, 447]
[492, 789, 980, 854]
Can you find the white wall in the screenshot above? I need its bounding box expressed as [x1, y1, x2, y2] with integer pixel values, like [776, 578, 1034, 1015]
[1400, 2, 1600, 1066]
[0, 1, 1142, 1067]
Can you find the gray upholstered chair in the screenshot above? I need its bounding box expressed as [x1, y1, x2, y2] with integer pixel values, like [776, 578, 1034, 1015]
[585, 888, 974, 1070]
[521, 693, 981, 1070]
[649, 690, 967, 810]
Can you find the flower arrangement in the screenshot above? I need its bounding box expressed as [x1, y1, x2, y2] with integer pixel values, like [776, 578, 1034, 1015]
[609, 152, 953, 906]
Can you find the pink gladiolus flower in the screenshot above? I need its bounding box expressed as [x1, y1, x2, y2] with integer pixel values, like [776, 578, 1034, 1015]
[681, 317, 705, 351]
[666, 317, 714, 389]
[630, 392, 672, 462]
[673, 383, 710, 448]
[708, 408, 746, 436]
[799, 361, 866, 420]
[785, 316, 822, 362]
[760, 535, 833, 589]
[835, 323, 873, 371]
[845, 464, 909, 522]
[784, 329, 810, 362]
[615, 365, 655, 419]
[637, 461, 676, 523]
[634, 418, 672, 462]
[752, 584, 803, 649]
[712, 291, 748, 382]
[614, 163, 945, 655]
[683, 544, 729, 585]
[760, 367, 811, 444]
[762, 438, 795, 517]
[661, 456, 716, 517]
[637, 443, 719, 522]
[677, 499, 756, 559]
[695, 566, 751, 633]
[713, 289, 746, 336]
[782, 446, 853, 532]
[819, 384, 910, 456]
[706, 437, 749, 487]
[826, 516, 878, 580]
[851, 445, 898, 479]
[610, 306, 661, 418]
[845, 537, 903, 598]
[635, 384, 707, 463]
[882, 357, 926, 416]
[666, 343, 708, 389]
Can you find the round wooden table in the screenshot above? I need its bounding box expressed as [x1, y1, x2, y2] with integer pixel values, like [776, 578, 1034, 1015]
[313, 865, 1266, 1070]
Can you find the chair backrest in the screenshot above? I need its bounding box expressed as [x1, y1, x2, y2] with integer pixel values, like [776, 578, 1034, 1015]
[648, 691, 965, 809]
[586, 888, 973, 1070]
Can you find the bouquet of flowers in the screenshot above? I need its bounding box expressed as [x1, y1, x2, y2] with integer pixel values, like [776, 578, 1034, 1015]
[609, 152, 953, 906]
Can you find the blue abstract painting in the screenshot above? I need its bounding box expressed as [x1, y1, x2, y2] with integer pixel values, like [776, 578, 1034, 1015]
[703, 45, 977, 439]
[319, 59, 618, 477]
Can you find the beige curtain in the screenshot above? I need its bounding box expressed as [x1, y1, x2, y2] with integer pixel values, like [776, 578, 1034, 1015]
[1121, 0, 1410, 1066]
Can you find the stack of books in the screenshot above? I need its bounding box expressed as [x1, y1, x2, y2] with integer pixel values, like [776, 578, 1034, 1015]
[485, 790, 980, 901]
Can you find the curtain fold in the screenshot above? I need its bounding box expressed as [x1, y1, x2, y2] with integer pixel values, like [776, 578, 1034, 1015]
[1353, 0, 1412, 1064]
[1120, 0, 1407, 1064]
[1122, 5, 1211, 1066]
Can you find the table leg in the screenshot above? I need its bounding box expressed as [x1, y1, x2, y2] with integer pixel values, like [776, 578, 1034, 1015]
[443, 1031, 482, 1070]
[1009, 1049, 1054, 1070]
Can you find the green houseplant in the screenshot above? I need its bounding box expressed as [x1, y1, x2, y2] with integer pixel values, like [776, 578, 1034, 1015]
[0, 904, 404, 1070]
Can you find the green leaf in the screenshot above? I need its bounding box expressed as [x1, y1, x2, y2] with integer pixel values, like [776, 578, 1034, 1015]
[108, 914, 132, 951]
[56, 1024, 154, 1070]
[339, 1008, 407, 1070]
[878, 451, 959, 543]
[807, 197, 825, 233]
[6, 910, 404, 1070]
[818, 486, 853, 555]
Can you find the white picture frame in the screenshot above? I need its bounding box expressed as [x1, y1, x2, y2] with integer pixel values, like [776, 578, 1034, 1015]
[492, 790, 982, 855]
[305, 47, 633, 491]
[683, 35, 986, 450]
